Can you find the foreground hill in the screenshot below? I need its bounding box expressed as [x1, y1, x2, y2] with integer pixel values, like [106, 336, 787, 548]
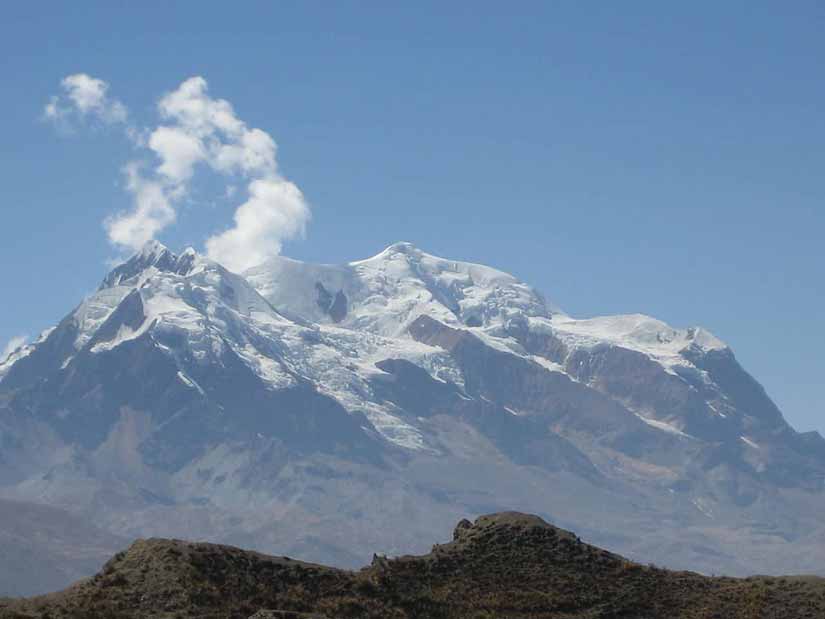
[2, 512, 824, 619]
[3, 241, 825, 594]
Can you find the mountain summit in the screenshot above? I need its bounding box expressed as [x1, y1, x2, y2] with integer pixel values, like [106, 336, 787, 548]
[1, 241, 824, 595]
[244, 240, 552, 336]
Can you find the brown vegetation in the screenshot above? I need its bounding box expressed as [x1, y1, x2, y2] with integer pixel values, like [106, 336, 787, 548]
[2, 512, 824, 618]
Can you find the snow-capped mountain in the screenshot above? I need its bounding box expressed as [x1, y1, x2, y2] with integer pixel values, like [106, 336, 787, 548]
[2, 240, 824, 595]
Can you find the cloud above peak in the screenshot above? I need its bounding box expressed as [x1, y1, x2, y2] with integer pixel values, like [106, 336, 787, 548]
[105, 163, 177, 250]
[146, 76, 279, 185]
[206, 177, 309, 272]
[46, 75, 310, 271]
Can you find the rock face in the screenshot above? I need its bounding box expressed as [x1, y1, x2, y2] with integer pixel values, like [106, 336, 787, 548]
[1, 241, 825, 596]
[4, 512, 825, 619]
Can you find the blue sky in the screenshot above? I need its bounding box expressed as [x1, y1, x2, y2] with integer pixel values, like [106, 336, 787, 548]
[1, 2, 823, 432]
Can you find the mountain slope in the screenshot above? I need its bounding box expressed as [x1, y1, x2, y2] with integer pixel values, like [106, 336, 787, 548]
[0, 499, 123, 597]
[4, 512, 825, 619]
[1, 241, 824, 596]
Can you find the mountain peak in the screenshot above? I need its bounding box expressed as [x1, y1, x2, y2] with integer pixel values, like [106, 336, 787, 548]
[384, 240, 420, 254]
[685, 325, 727, 352]
[351, 241, 425, 265]
[100, 242, 206, 289]
[137, 239, 173, 261]
[244, 242, 553, 335]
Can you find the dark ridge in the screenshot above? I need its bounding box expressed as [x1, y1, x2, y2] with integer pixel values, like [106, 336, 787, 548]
[3, 511, 825, 618]
[314, 282, 348, 323]
[99, 242, 179, 290]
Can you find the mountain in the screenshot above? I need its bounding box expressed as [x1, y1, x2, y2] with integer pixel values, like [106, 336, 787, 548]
[1, 240, 825, 596]
[4, 512, 825, 618]
[0, 499, 124, 597]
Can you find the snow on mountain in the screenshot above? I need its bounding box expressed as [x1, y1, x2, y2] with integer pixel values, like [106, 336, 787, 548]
[0, 341, 34, 379]
[243, 242, 740, 436]
[30, 242, 294, 386]
[244, 242, 726, 379]
[0, 240, 789, 450]
[245, 241, 553, 337]
[241, 242, 824, 481]
[4, 242, 468, 452]
[541, 313, 727, 374]
[0, 328, 55, 381]
[549, 313, 726, 354]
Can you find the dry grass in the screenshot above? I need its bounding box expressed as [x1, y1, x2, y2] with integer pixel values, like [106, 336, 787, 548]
[2, 512, 825, 618]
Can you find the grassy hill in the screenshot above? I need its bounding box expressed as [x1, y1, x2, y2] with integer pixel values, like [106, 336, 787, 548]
[3, 512, 825, 618]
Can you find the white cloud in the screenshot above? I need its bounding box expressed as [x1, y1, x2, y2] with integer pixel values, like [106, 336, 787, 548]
[46, 74, 311, 267]
[157, 76, 244, 138]
[206, 178, 310, 272]
[104, 163, 176, 250]
[2, 335, 28, 362]
[212, 128, 277, 177]
[148, 126, 206, 184]
[43, 97, 67, 123]
[124, 76, 309, 267]
[150, 76, 278, 179]
[44, 73, 128, 127]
